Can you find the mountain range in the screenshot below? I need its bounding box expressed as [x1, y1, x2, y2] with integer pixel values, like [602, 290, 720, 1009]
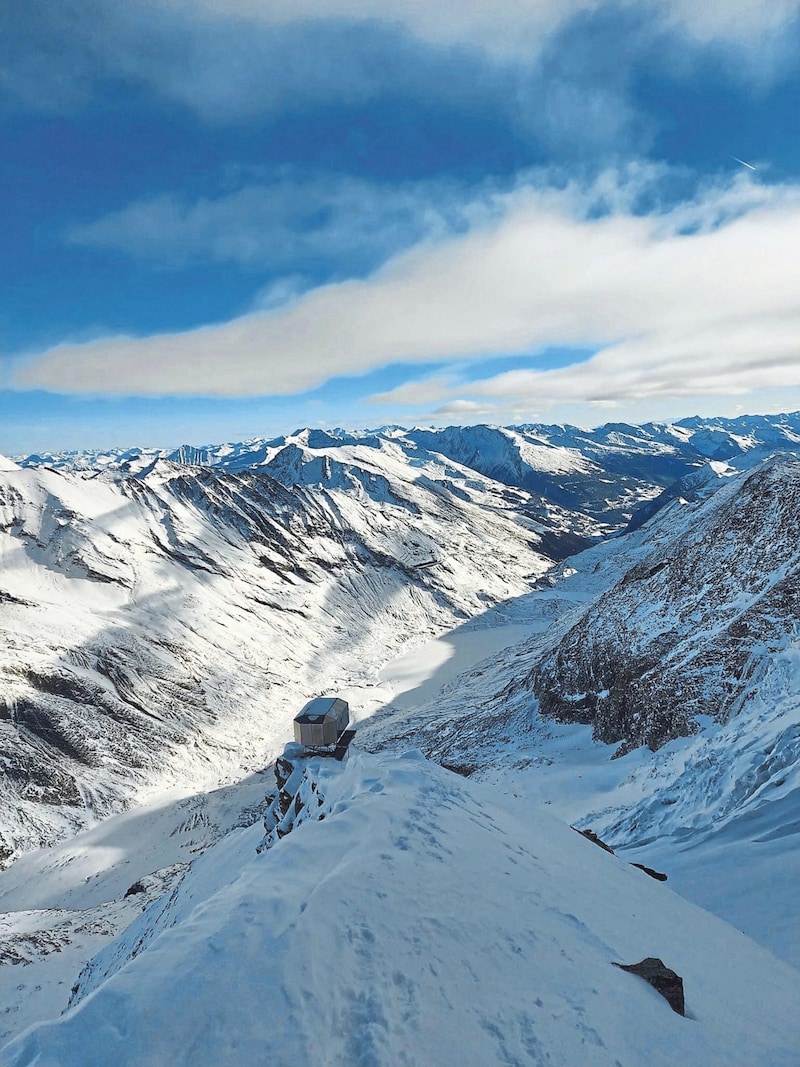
[1, 411, 799, 1063]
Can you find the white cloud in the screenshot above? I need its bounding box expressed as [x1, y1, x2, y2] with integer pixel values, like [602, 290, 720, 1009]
[9, 1, 798, 124]
[426, 385, 800, 430]
[161, 0, 601, 60]
[163, 0, 800, 61]
[370, 375, 459, 406]
[14, 169, 800, 426]
[661, 0, 800, 46]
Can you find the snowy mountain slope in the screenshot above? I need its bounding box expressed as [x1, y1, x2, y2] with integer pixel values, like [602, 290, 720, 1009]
[0, 768, 273, 1047]
[3, 750, 799, 1067]
[528, 455, 800, 752]
[258, 433, 606, 559]
[1, 426, 800, 1058]
[626, 458, 734, 531]
[0, 449, 554, 862]
[18, 412, 800, 531]
[355, 455, 800, 966]
[360, 455, 800, 792]
[404, 422, 694, 523]
[662, 411, 800, 459]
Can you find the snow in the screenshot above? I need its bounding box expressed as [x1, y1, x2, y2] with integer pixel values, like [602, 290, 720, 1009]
[0, 445, 553, 859]
[503, 429, 596, 475]
[358, 513, 800, 973]
[3, 751, 799, 1067]
[3, 420, 800, 1062]
[0, 773, 273, 1046]
[376, 623, 546, 710]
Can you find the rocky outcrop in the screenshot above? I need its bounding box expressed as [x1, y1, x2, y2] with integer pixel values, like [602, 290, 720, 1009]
[527, 457, 800, 753]
[258, 747, 327, 851]
[572, 826, 615, 854]
[613, 957, 685, 1016]
[572, 827, 667, 879]
[629, 862, 668, 882]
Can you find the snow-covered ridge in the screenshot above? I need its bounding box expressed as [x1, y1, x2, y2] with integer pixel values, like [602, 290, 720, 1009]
[528, 455, 800, 751]
[3, 750, 799, 1067]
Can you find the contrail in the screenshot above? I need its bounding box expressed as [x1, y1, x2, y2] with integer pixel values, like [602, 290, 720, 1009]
[731, 155, 757, 171]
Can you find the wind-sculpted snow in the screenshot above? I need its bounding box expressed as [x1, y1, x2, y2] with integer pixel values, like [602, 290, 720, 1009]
[0, 448, 553, 861]
[4, 752, 799, 1067]
[527, 456, 800, 752]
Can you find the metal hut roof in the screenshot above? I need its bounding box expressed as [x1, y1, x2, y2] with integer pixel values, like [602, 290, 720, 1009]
[293, 696, 349, 746]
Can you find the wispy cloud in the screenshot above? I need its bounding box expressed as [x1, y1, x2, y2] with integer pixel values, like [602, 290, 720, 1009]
[15, 168, 800, 426]
[66, 172, 493, 276]
[0, 2, 512, 123]
[662, 0, 800, 46]
[5, 1, 799, 130]
[164, 0, 800, 62]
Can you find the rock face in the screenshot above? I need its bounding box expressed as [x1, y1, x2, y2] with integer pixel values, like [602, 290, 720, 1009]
[613, 957, 685, 1016]
[258, 746, 328, 850]
[528, 457, 800, 752]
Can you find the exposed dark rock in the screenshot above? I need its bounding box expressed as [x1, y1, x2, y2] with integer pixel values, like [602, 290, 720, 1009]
[259, 750, 326, 850]
[441, 761, 477, 778]
[124, 881, 146, 898]
[275, 754, 300, 817]
[613, 957, 685, 1015]
[274, 755, 295, 792]
[2, 749, 83, 807]
[12, 696, 94, 766]
[630, 862, 668, 882]
[572, 827, 615, 854]
[573, 829, 668, 879]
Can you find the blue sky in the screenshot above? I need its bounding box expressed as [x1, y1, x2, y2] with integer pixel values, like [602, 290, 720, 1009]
[4, 1, 800, 454]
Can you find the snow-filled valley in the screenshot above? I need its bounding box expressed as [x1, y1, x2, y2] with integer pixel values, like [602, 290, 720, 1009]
[1, 415, 800, 1064]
